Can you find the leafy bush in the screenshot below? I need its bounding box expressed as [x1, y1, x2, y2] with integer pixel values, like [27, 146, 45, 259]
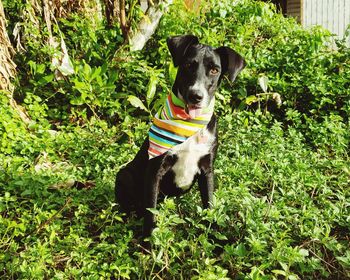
[151, 0, 350, 120]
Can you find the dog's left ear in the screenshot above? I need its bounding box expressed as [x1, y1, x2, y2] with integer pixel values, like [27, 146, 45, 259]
[215, 47, 246, 82]
[167, 35, 199, 67]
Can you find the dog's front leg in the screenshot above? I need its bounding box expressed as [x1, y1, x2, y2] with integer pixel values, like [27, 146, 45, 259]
[143, 154, 176, 238]
[143, 167, 160, 239]
[198, 154, 215, 209]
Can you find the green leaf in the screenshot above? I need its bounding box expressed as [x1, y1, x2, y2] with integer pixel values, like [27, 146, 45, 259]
[146, 74, 158, 104]
[127, 95, 148, 112]
[73, 80, 89, 92]
[219, 8, 227, 18]
[83, 62, 92, 76]
[288, 275, 299, 280]
[108, 70, 118, 84]
[245, 95, 258, 105]
[37, 74, 54, 86]
[147, 208, 159, 215]
[214, 232, 228, 241]
[279, 262, 289, 271]
[299, 248, 309, 257]
[36, 63, 46, 74]
[234, 243, 247, 257]
[168, 62, 177, 84]
[272, 269, 287, 276]
[258, 75, 269, 93]
[90, 66, 102, 81]
[171, 216, 185, 224]
[70, 97, 84, 105]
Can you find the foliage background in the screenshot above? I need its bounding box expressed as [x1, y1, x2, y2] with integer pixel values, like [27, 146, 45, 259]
[1, 0, 349, 279]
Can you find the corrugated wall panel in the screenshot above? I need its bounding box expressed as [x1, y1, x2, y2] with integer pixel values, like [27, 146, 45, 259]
[345, 1, 350, 45]
[302, 0, 350, 44]
[287, 0, 301, 21]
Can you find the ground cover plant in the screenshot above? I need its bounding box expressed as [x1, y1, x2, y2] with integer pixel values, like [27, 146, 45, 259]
[1, 0, 350, 279]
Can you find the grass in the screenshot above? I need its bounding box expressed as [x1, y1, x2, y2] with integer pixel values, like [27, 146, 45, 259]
[1, 111, 349, 279]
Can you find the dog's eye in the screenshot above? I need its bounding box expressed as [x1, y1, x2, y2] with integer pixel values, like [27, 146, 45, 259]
[184, 63, 192, 68]
[210, 68, 219, 75]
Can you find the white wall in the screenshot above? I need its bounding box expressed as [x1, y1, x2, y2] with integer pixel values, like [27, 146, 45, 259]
[303, 0, 350, 44]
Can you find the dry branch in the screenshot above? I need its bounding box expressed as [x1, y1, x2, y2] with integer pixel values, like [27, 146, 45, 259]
[119, 0, 129, 40]
[104, 0, 120, 26]
[128, 0, 173, 51]
[0, 0, 16, 92]
[0, 0, 32, 124]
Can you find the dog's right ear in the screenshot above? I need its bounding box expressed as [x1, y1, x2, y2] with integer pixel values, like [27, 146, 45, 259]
[215, 47, 246, 82]
[167, 35, 199, 67]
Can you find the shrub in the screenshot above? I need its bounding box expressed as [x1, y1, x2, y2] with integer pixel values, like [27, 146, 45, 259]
[150, 0, 350, 121]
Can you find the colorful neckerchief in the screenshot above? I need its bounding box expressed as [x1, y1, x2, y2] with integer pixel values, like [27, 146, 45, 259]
[148, 92, 215, 159]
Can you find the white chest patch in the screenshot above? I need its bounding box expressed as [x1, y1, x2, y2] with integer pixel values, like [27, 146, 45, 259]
[170, 128, 215, 190]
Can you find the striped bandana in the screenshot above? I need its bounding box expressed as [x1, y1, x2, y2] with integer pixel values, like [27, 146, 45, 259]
[148, 92, 215, 159]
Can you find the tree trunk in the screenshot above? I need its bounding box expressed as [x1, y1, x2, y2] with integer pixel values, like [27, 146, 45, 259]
[0, 0, 31, 124]
[116, 0, 173, 52]
[129, 0, 173, 51]
[119, 0, 129, 40]
[104, 0, 120, 26]
[0, 0, 16, 92]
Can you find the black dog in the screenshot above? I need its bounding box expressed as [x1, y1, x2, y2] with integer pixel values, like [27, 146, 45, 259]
[115, 35, 245, 240]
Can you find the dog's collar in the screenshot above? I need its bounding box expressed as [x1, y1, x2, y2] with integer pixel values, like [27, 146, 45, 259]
[148, 93, 214, 159]
[170, 91, 185, 107]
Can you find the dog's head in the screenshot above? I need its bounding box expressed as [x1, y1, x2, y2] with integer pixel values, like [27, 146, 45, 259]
[167, 35, 245, 114]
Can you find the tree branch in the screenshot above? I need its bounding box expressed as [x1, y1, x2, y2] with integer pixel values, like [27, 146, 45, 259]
[119, 0, 129, 40]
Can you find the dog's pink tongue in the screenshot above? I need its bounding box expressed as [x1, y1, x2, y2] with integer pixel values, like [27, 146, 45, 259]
[188, 107, 201, 118]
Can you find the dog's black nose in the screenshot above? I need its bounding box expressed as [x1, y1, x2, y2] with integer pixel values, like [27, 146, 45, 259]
[188, 91, 203, 104]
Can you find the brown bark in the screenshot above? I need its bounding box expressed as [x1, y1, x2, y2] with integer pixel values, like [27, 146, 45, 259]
[0, 0, 16, 91]
[119, 0, 129, 40]
[104, 0, 120, 26]
[0, 0, 31, 124]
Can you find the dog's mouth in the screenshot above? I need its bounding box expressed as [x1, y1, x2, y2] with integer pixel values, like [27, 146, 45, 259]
[177, 90, 208, 118]
[185, 104, 203, 118]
